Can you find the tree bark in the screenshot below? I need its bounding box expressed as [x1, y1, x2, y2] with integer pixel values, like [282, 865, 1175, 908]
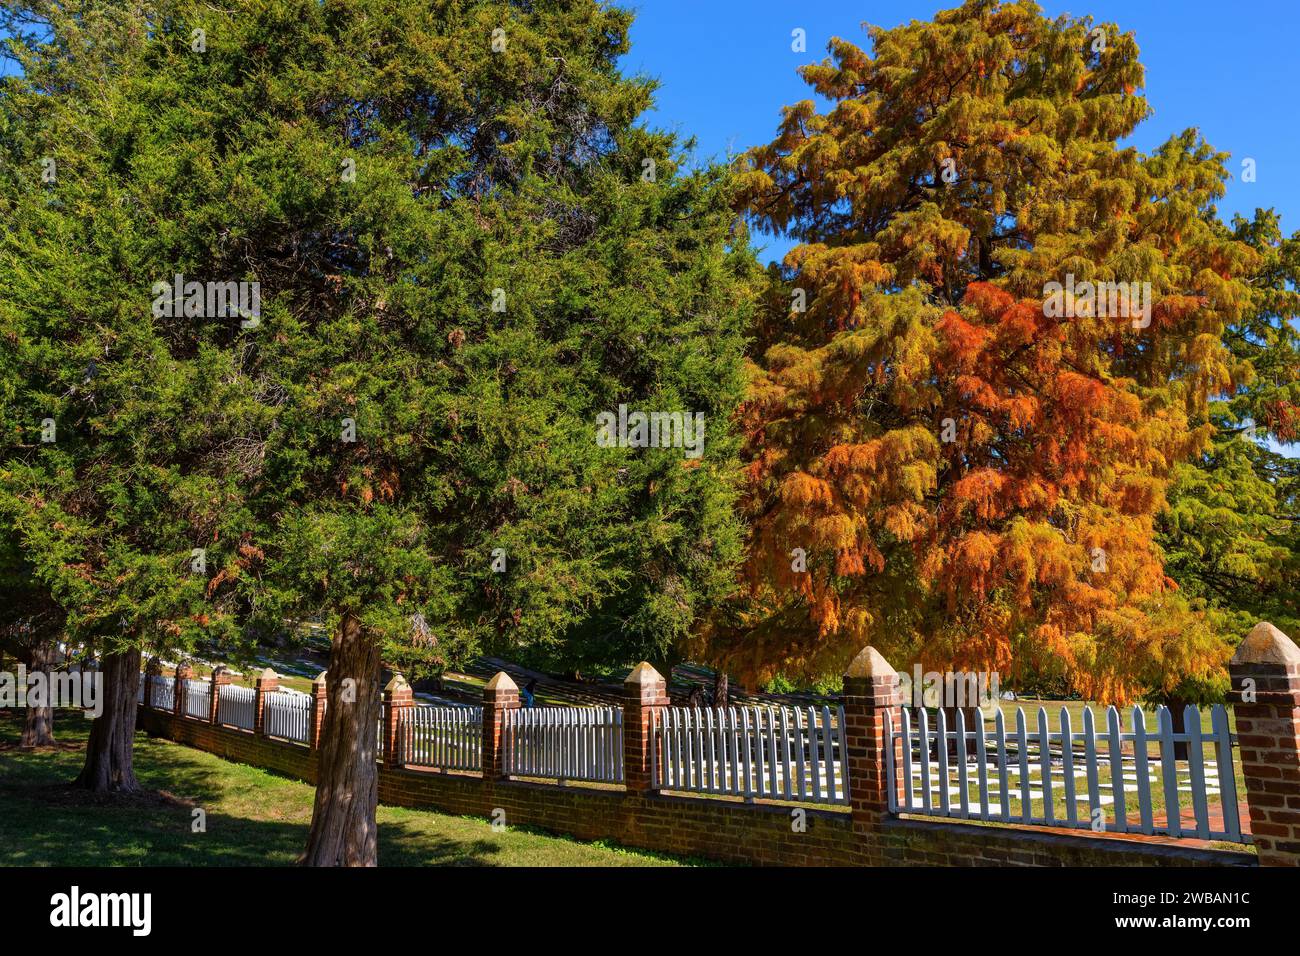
[1166, 696, 1193, 761]
[19, 639, 56, 748]
[939, 705, 983, 760]
[712, 668, 729, 708]
[302, 612, 380, 867]
[74, 648, 141, 793]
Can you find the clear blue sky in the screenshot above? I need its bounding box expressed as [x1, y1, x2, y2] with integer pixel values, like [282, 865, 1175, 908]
[625, 0, 1300, 266]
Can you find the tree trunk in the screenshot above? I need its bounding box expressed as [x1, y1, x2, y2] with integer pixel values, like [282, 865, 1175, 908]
[1166, 696, 1193, 761]
[19, 639, 56, 748]
[74, 648, 141, 793]
[713, 668, 729, 708]
[940, 705, 982, 760]
[302, 612, 380, 867]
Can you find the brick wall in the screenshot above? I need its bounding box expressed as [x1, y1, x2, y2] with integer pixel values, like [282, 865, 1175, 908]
[1229, 621, 1300, 865]
[137, 706, 1253, 867]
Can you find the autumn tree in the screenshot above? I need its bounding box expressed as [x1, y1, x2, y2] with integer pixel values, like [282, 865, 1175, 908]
[704, 0, 1256, 706]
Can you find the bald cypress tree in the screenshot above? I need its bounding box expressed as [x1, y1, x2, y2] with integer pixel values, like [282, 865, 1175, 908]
[706, 0, 1254, 705]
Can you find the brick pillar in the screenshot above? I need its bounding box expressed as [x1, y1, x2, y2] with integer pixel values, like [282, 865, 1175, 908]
[481, 671, 520, 781]
[842, 645, 902, 836]
[253, 668, 279, 736]
[623, 662, 670, 793]
[144, 657, 162, 710]
[309, 670, 328, 749]
[209, 666, 232, 725]
[1229, 621, 1300, 866]
[174, 663, 193, 718]
[382, 674, 414, 769]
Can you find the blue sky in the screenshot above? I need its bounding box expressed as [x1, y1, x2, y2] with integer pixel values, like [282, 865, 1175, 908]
[625, 0, 1300, 266]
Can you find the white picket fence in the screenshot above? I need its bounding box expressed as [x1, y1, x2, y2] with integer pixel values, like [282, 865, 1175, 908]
[400, 705, 483, 771]
[504, 706, 624, 784]
[653, 705, 849, 805]
[149, 675, 176, 711]
[264, 691, 310, 744]
[182, 679, 212, 720]
[216, 684, 256, 731]
[888, 704, 1249, 844]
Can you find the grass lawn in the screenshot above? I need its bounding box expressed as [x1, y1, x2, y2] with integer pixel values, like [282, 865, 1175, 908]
[0, 711, 688, 867]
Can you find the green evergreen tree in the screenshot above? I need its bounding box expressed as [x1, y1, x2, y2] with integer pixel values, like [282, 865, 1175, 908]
[1159, 210, 1300, 641]
[1, 0, 753, 861]
[0, 0, 263, 791]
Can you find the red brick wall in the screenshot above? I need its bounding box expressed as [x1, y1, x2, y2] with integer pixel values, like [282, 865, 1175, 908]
[137, 708, 1253, 867]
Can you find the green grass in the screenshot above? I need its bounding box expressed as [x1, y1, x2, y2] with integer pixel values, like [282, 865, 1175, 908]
[0, 711, 687, 867]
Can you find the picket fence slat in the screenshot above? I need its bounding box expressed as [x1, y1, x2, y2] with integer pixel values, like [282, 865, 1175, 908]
[1017, 708, 1032, 824]
[1132, 706, 1153, 833]
[1107, 707, 1126, 833]
[995, 708, 1010, 820]
[1185, 704, 1210, 840]
[1159, 708, 1181, 839]
[900, 708, 914, 811]
[936, 709, 951, 815]
[1083, 707, 1101, 828]
[1038, 707, 1052, 826]
[1061, 707, 1077, 827]
[1212, 706, 1243, 842]
[955, 709, 970, 819]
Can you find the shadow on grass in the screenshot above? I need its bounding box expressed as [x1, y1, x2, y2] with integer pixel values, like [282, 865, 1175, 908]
[0, 711, 521, 867]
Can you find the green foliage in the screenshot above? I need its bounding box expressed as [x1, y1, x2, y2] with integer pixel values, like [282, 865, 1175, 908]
[1159, 210, 1300, 642]
[0, 0, 756, 677]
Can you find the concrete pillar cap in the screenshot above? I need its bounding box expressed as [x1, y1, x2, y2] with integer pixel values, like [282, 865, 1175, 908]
[313, 670, 328, 686]
[625, 661, 664, 686]
[384, 673, 410, 693]
[1232, 621, 1300, 666]
[844, 646, 897, 680]
[257, 667, 278, 681]
[485, 671, 519, 693]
